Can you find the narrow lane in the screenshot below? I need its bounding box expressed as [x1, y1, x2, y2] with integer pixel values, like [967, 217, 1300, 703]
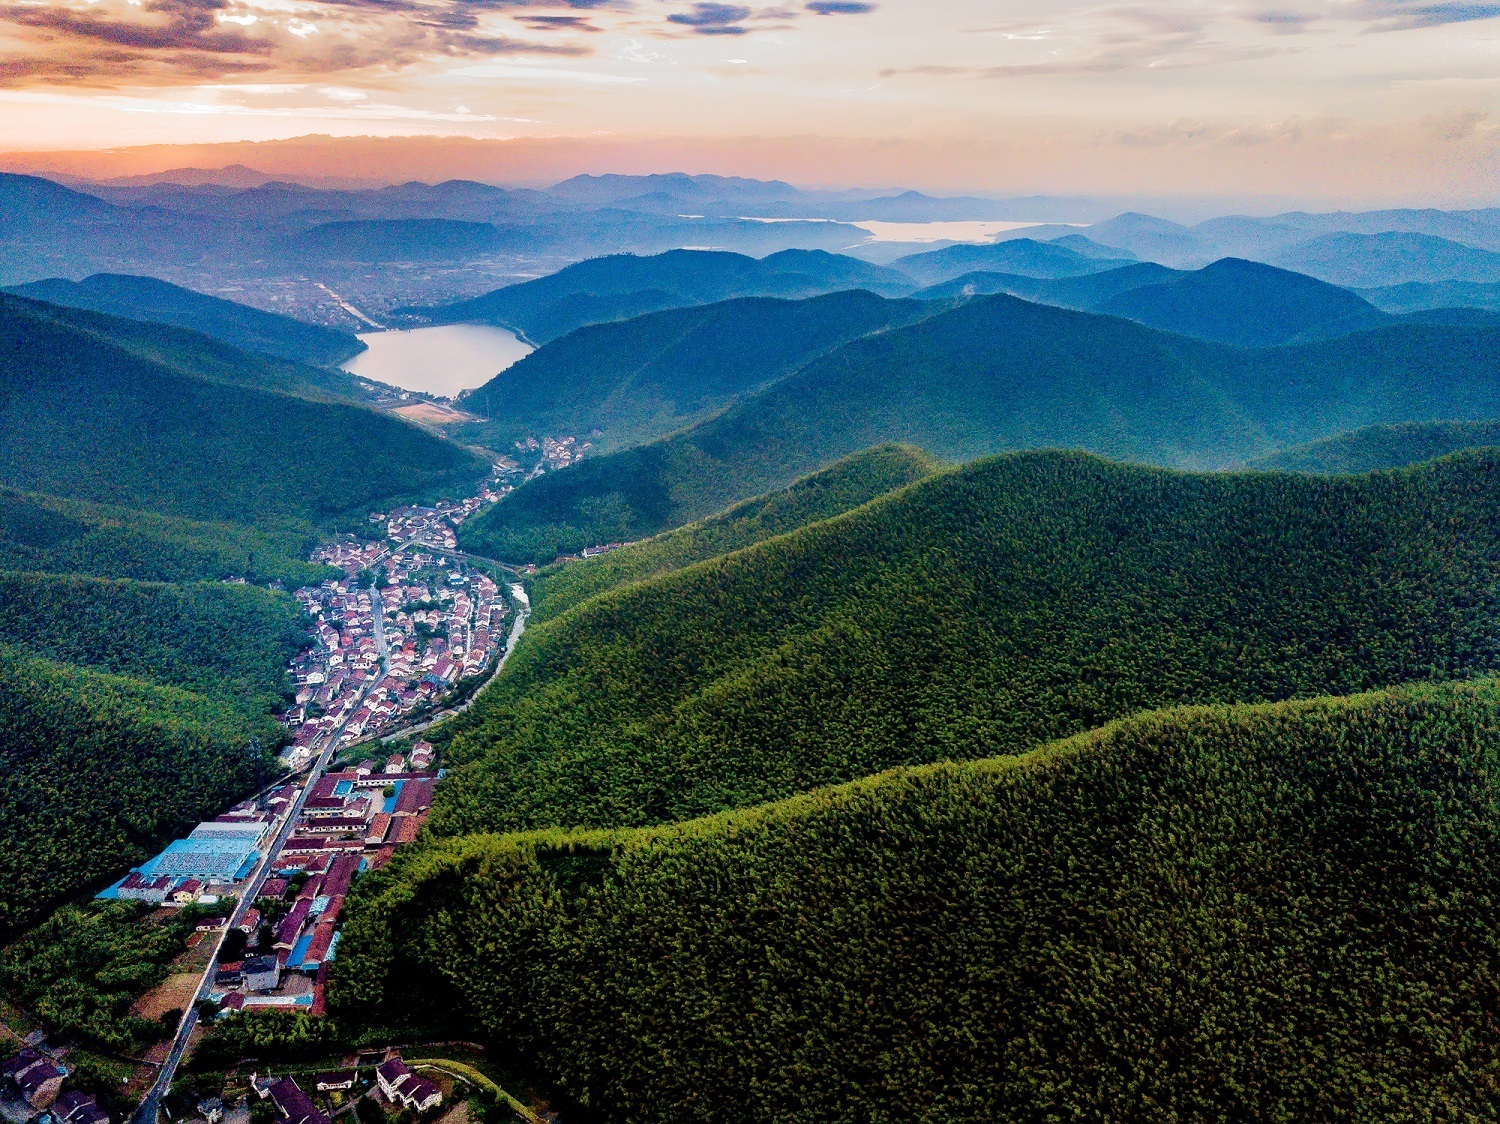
[131, 570, 523, 1124]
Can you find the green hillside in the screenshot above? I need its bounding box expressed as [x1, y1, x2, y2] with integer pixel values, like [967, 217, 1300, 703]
[336, 678, 1500, 1121]
[0, 573, 304, 931]
[527, 445, 940, 622]
[0, 645, 278, 933]
[0, 293, 489, 523]
[462, 297, 1500, 561]
[4, 274, 366, 367]
[1097, 257, 1387, 347]
[0, 488, 331, 585]
[2, 293, 373, 404]
[0, 572, 305, 709]
[455, 291, 933, 453]
[436, 449, 1500, 835]
[411, 249, 916, 344]
[1253, 420, 1500, 474]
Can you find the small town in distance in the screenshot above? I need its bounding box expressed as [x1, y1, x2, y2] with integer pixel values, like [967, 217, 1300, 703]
[0, 470, 538, 1124]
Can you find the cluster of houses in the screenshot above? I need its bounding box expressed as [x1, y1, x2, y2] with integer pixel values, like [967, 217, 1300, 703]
[250, 1055, 441, 1124]
[281, 488, 511, 771]
[514, 435, 591, 474]
[210, 751, 439, 1018]
[2, 1047, 108, 1124]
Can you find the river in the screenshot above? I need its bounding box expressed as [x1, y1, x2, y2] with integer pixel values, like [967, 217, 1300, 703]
[341, 324, 533, 399]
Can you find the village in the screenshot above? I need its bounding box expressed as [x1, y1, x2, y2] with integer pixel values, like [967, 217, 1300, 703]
[11, 471, 540, 1124]
[278, 477, 520, 772]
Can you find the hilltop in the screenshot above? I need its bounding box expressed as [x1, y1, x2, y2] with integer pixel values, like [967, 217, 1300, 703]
[0, 293, 488, 523]
[1252, 420, 1500, 473]
[404, 248, 916, 344]
[437, 449, 1500, 834]
[1096, 258, 1387, 347]
[4, 274, 366, 367]
[891, 237, 1136, 286]
[337, 679, 1500, 1121]
[460, 296, 1500, 561]
[455, 291, 935, 453]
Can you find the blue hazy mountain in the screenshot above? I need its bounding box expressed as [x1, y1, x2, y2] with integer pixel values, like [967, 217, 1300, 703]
[5, 274, 365, 366]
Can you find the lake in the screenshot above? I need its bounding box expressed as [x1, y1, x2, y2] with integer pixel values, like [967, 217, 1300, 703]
[341, 324, 533, 399]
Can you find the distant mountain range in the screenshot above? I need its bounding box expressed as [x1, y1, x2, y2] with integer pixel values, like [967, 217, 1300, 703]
[4, 274, 365, 366]
[459, 294, 1500, 560]
[8, 168, 1500, 311]
[407, 249, 916, 343]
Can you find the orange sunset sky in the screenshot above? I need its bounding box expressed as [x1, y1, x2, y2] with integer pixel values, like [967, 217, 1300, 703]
[2, 0, 1499, 202]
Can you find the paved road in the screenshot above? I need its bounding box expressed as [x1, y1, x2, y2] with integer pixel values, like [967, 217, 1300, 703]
[131, 553, 518, 1124]
[131, 669, 363, 1124]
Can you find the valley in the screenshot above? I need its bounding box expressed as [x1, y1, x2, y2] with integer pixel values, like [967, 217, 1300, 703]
[7, 166, 1500, 1124]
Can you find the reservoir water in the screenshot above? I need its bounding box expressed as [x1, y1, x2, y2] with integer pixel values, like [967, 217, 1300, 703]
[341, 324, 533, 399]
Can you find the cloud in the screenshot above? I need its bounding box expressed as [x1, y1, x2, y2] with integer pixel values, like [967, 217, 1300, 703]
[805, 1, 875, 13]
[1246, 9, 1315, 33]
[0, 0, 601, 85]
[1354, 0, 1500, 30]
[667, 2, 751, 33]
[515, 14, 603, 30]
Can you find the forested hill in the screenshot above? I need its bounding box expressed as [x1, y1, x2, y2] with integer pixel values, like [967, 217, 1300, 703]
[1252, 420, 1500, 473]
[0, 293, 488, 523]
[0, 488, 331, 585]
[454, 291, 935, 454]
[460, 295, 1500, 562]
[1096, 257, 1387, 346]
[434, 448, 1500, 835]
[336, 678, 1500, 1121]
[4, 274, 366, 367]
[407, 248, 916, 344]
[527, 445, 940, 622]
[0, 292, 370, 404]
[0, 573, 304, 932]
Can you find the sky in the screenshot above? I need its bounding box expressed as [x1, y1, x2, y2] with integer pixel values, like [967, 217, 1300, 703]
[2, 0, 1500, 201]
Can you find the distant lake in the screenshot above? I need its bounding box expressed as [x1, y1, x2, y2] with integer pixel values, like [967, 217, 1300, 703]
[342, 325, 532, 399]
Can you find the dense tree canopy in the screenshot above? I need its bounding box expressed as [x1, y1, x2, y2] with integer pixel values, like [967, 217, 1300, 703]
[435, 449, 1500, 835]
[336, 680, 1500, 1122]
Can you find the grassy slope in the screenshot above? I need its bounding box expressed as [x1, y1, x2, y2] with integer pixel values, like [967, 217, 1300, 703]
[526, 445, 941, 622]
[0, 294, 489, 522]
[1253, 420, 1500, 473]
[454, 291, 934, 454]
[0, 488, 332, 585]
[462, 298, 1500, 563]
[435, 449, 1500, 835]
[337, 679, 1500, 1121]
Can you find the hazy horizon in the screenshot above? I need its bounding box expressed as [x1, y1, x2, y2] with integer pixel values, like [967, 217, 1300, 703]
[3, 0, 1500, 207]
